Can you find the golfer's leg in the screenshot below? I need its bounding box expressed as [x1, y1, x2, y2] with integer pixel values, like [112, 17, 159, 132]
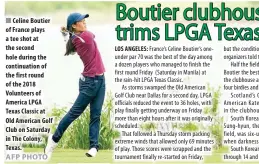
[52, 78, 95, 143]
[89, 77, 106, 150]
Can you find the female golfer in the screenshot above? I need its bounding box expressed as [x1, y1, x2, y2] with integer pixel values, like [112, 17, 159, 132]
[45, 12, 106, 158]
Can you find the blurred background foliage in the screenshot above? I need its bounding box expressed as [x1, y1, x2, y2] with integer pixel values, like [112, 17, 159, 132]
[5, 1, 117, 15]
[23, 91, 120, 150]
[5, 1, 256, 16]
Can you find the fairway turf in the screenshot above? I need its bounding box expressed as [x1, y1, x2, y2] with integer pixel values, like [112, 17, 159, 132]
[4, 147, 259, 164]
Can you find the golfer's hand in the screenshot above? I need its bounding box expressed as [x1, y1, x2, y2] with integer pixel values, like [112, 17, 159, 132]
[61, 26, 67, 32]
[61, 26, 68, 37]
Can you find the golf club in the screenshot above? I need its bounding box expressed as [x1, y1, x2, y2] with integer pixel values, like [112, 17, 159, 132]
[61, 29, 85, 43]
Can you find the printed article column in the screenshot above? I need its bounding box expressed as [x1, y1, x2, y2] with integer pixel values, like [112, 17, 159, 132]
[222, 42, 259, 161]
[4, 17, 52, 161]
[113, 12, 218, 161]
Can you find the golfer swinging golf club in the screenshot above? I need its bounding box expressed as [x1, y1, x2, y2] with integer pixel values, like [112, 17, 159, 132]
[44, 12, 106, 158]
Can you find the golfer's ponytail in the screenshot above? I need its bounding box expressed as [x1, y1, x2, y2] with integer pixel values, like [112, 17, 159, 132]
[64, 33, 76, 56]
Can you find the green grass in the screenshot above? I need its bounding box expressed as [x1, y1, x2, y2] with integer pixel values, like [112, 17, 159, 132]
[5, 147, 259, 164]
[23, 91, 120, 150]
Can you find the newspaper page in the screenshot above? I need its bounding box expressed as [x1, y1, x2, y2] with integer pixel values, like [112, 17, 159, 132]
[3, 1, 259, 164]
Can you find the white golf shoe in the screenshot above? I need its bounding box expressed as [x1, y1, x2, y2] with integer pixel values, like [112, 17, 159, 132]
[44, 134, 57, 158]
[86, 147, 97, 157]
